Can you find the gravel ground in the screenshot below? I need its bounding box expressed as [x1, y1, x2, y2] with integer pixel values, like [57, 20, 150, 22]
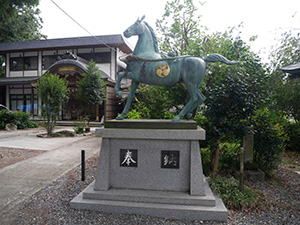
[0, 147, 45, 169]
[0, 152, 299, 225]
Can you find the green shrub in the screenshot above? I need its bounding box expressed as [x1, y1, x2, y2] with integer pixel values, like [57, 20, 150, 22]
[123, 109, 143, 119]
[200, 148, 211, 176]
[0, 111, 38, 130]
[73, 124, 85, 134]
[37, 72, 68, 135]
[0, 110, 16, 129]
[209, 176, 263, 210]
[250, 109, 284, 175]
[218, 141, 241, 175]
[284, 122, 300, 152]
[14, 112, 30, 129]
[28, 120, 39, 128]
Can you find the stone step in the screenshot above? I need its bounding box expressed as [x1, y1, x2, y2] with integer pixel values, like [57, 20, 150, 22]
[71, 183, 227, 221]
[82, 181, 216, 206]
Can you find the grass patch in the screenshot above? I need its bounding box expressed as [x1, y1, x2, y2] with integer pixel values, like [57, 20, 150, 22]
[209, 176, 267, 210]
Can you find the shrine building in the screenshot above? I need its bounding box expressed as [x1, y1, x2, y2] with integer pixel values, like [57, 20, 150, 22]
[0, 35, 132, 121]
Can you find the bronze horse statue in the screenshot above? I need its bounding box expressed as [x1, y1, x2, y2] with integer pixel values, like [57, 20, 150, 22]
[115, 16, 240, 122]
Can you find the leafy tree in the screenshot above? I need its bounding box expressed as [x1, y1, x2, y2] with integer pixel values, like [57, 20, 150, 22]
[76, 60, 106, 105]
[76, 60, 107, 121]
[0, 0, 39, 20]
[0, 0, 46, 78]
[248, 109, 284, 174]
[196, 73, 258, 174]
[0, 0, 46, 43]
[200, 31, 269, 174]
[37, 72, 68, 135]
[275, 78, 300, 123]
[156, 0, 205, 56]
[269, 30, 300, 122]
[269, 31, 300, 74]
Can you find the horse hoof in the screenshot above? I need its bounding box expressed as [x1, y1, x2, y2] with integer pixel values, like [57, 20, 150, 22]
[186, 113, 193, 120]
[172, 116, 180, 122]
[116, 115, 124, 120]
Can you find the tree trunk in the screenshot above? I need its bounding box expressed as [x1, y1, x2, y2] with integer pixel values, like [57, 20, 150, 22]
[212, 137, 223, 176]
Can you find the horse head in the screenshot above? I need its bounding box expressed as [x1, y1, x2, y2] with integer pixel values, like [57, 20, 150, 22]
[124, 15, 146, 38]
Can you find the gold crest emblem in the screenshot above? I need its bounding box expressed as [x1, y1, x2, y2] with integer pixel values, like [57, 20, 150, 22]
[156, 64, 170, 78]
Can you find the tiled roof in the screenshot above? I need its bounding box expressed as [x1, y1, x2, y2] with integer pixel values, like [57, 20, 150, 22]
[47, 58, 110, 79]
[281, 62, 300, 74]
[0, 35, 133, 54]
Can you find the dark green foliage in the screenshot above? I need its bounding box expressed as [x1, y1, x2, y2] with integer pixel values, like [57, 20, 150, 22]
[37, 72, 68, 135]
[127, 83, 186, 119]
[0, 0, 46, 43]
[0, 110, 15, 129]
[196, 73, 260, 174]
[202, 74, 256, 138]
[200, 148, 211, 176]
[209, 176, 262, 210]
[76, 60, 106, 106]
[249, 109, 284, 174]
[0, 110, 38, 130]
[275, 78, 300, 123]
[218, 142, 241, 174]
[13, 112, 37, 129]
[284, 122, 300, 153]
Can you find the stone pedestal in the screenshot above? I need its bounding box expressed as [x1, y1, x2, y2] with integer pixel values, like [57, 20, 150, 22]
[71, 120, 227, 221]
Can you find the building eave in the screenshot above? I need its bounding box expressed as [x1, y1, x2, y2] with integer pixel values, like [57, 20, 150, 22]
[0, 77, 39, 86]
[280, 62, 300, 74]
[0, 34, 133, 54]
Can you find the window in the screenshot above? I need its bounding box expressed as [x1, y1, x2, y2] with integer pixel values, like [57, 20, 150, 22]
[9, 85, 38, 115]
[78, 52, 111, 63]
[10, 58, 23, 71]
[24, 57, 38, 70]
[10, 95, 31, 113]
[0, 54, 5, 78]
[10, 57, 38, 71]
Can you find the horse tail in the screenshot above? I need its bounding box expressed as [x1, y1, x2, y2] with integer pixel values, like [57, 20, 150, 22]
[204, 53, 240, 65]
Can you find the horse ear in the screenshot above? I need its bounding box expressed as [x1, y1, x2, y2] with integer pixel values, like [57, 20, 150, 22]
[140, 15, 145, 21]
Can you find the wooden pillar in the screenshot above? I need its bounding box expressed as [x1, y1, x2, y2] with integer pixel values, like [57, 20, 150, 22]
[31, 84, 34, 118]
[96, 104, 100, 121]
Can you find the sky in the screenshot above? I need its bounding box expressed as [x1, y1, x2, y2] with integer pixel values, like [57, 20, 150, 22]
[38, 0, 300, 62]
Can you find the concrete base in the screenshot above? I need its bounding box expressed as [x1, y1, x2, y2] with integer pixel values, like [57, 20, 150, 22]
[71, 180, 227, 221]
[71, 120, 227, 221]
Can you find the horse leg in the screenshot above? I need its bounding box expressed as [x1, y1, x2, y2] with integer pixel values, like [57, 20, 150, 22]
[173, 83, 198, 122]
[186, 90, 206, 120]
[116, 81, 139, 120]
[115, 72, 126, 99]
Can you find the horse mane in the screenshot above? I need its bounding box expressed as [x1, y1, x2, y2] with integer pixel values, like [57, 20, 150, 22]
[143, 21, 160, 54]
